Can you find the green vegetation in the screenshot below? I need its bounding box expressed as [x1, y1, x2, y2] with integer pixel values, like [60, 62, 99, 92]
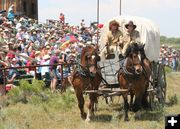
[165, 66, 173, 74]
[0, 72, 180, 129]
[6, 79, 76, 110]
[160, 36, 180, 49]
[160, 36, 180, 44]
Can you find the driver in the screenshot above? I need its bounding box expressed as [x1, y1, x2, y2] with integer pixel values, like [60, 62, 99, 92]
[122, 21, 140, 56]
[105, 20, 123, 57]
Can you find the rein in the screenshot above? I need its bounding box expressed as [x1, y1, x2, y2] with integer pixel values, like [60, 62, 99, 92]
[123, 58, 134, 75]
[77, 49, 98, 77]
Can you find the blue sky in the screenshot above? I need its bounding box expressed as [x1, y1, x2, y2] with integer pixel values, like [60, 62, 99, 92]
[38, 0, 180, 37]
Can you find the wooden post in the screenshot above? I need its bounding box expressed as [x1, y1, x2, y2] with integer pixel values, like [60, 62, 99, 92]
[61, 64, 63, 87]
[119, 0, 122, 15]
[97, 0, 100, 45]
[34, 66, 37, 79]
[2, 69, 6, 95]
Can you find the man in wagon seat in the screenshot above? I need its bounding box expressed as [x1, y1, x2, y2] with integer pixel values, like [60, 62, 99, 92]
[122, 21, 140, 56]
[105, 20, 123, 59]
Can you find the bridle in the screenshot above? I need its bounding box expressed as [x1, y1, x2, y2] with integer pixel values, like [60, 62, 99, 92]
[123, 51, 143, 76]
[85, 51, 98, 69]
[78, 46, 100, 77]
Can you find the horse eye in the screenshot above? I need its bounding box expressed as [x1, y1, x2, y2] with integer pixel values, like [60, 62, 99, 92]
[86, 55, 91, 59]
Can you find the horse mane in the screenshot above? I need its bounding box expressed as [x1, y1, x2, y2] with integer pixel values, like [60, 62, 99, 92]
[124, 43, 139, 58]
[124, 43, 147, 60]
[138, 43, 146, 59]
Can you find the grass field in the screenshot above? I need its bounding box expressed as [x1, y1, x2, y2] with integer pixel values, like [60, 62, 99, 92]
[0, 72, 180, 129]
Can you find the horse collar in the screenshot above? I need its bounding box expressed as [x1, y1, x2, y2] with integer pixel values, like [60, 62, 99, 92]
[123, 58, 134, 75]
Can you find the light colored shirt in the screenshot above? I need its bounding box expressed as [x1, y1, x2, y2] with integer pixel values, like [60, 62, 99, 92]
[106, 30, 123, 46]
[123, 30, 140, 45]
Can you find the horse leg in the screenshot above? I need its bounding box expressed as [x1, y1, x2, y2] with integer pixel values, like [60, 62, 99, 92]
[86, 93, 97, 122]
[76, 91, 86, 120]
[129, 92, 134, 111]
[94, 96, 98, 112]
[141, 91, 149, 110]
[122, 93, 129, 121]
[133, 94, 143, 112]
[142, 83, 150, 109]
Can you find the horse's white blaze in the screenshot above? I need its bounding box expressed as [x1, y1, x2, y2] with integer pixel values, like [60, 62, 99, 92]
[135, 65, 143, 75]
[91, 55, 95, 60]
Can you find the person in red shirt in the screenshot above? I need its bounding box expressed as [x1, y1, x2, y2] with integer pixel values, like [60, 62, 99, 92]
[26, 53, 36, 76]
[59, 13, 65, 24]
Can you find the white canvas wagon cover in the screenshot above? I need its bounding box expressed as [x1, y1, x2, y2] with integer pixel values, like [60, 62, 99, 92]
[100, 15, 160, 62]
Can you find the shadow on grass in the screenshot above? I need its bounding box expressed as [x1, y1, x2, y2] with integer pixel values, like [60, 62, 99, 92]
[134, 110, 164, 121]
[92, 114, 112, 122]
[165, 94, 178, 107]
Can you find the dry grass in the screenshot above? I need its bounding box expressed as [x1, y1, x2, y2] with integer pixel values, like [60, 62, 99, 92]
[0, 72, 180, 129]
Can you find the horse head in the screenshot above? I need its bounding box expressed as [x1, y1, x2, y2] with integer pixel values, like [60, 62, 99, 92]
[81, 45, 100, 74]
[124, 43, 145, 75]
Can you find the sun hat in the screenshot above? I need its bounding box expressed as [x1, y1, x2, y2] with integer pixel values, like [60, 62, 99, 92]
[125, 21, 137, 29]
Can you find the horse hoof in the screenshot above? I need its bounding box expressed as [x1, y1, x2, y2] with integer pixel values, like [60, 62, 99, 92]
[134, 111, 141, 120]
[81, 113, 87, 120]
[91, 113, 95, 117]
[129, 107, 133, 112]
[124, 117, 129, 121]
[85, 117, 91, 122]
[132, 106, 140, 112]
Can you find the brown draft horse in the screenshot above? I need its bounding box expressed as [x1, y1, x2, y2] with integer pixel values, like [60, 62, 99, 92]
[118, 43, 151, 121]
[71, 45, 102, 121]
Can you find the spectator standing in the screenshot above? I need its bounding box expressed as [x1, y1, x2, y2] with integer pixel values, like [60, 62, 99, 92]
[49, 49, 61, 93]
[171, 50, 177, 71]
[7, 4, 15, 24]
[80, 19, 85, 28]
[59, 13, 65, 24]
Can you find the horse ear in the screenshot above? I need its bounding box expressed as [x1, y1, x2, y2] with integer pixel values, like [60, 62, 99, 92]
[143, 44, 145, 48]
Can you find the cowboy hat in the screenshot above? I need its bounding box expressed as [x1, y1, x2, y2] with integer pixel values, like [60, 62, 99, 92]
[3, 28, 9, 32]
[86, 41, 92, 45]
[12, 58, 17, 62]
[35, 51, 41, 56]
[109, 20, 120, 30]
[125, 21, 136, 29]
[65, 48, 71, 53]
[78, 42, 84, 47]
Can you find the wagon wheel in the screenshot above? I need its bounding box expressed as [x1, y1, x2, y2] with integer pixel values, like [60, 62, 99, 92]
[156, 63, 167, 106]
[147, 62, 159, 110]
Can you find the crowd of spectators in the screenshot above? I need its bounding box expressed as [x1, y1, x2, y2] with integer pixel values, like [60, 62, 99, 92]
[0, 4, 100, 92]
[159, 44, 180, 71]
[0, 4, 179, 93]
